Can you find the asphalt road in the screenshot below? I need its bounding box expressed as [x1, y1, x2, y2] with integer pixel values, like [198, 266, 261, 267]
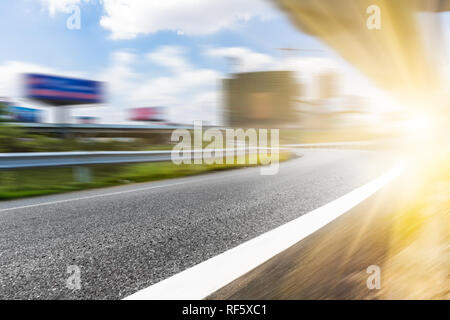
[0, 149, 394, 299]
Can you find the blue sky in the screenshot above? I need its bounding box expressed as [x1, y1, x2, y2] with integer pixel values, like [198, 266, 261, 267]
[0, 0, 380, 124]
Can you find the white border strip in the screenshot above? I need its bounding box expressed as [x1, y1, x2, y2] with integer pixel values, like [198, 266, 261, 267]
[124, 160, 405, 300]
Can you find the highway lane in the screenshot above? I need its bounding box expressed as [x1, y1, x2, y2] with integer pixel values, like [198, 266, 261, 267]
[0, 149, 395, 299]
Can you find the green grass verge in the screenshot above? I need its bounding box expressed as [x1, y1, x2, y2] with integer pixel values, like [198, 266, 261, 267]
[0, 152, 292, 201]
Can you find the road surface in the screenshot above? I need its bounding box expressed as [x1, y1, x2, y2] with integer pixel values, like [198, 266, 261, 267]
[0, 149, 394, 299]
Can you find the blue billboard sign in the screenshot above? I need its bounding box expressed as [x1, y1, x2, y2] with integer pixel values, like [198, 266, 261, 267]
[9, 106, 42, 123]
[24, 73, 104, 106]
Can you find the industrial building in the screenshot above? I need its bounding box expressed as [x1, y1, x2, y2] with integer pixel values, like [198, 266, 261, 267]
[223, 71, 299, 128]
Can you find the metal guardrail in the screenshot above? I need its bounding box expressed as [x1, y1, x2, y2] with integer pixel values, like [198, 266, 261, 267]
[0, 142, 375, 182]
[0, 142, 378, 170]
[0, 147, 276, 183]
[0, 147, 275, 170]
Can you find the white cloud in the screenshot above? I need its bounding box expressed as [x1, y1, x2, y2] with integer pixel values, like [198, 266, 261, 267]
[206, 47, 275, 73]
[98, 0, 273, 39]
[40, 0, 275, 39]
[132, 69, 219, 104]
[112, 50, 137, 65]
[146, 46, 191, 73]
[132, 46, 221, 123]
[74, 46, 222, 124]
[206, 46, 340, 74]
[96, 50, 140, 108]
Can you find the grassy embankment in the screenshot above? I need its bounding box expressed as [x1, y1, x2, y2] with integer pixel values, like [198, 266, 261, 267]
[0, 152, 292, 200]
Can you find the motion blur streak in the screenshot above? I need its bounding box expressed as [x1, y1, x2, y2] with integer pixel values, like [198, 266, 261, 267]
[257, 0, 450, 300]
[272, 0, 450, 165]
[273, 0, 448, 101]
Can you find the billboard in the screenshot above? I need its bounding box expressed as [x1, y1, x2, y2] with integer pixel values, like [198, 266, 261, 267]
[129, 107, 166, 122]
[8, 106, 42, 123]
[24, 73, 104, 106]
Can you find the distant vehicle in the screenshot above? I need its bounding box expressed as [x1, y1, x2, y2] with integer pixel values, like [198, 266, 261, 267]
[129, 107, 166, 122]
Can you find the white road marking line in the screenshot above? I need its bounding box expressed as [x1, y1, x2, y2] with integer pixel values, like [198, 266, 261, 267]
[0, 169, 258, 213]
[0, 182, 189, 213]
[124, 160, 406, 300]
